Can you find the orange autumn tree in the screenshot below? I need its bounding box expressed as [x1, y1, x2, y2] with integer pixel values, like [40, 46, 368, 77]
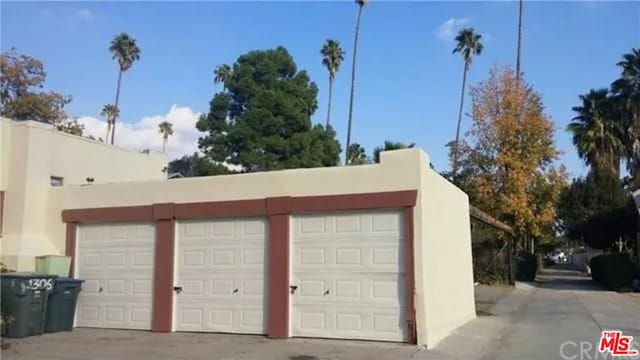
[453, 65, 567, 251]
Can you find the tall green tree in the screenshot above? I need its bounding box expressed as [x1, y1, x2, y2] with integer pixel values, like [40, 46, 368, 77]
[451, 28, 483, 176]
[55, 118, 84, 136]
[0, 48, 71, 123]
[158, 121, 174, 153]
[567, 89, 625, 176]
[109, 33, 140, 145]
[345, 0, 369, 165]
[347, 143, 369, 165]
[214, 64, 232, 91]
[321, 39, 345, 129]
[100, 104, 118, 143]
[168, 153, 232, 177]
[197, 47, 341, 171]
[557, 170, 635, 249]
[373, 141, 415, 163]
[612, 48, 640, 187]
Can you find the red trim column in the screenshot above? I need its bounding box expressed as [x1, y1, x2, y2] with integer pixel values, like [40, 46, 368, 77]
[266, 197, 292, 339]
[65, 222, 77, 277]
[152, 203, 176, 332]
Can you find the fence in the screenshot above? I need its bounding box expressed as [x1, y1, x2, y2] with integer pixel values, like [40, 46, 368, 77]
[470, 205, 515, 285]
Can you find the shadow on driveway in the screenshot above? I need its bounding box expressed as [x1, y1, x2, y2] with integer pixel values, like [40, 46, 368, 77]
[532, 263, 604, 291]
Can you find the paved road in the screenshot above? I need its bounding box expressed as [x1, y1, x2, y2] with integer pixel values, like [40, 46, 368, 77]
[2, 264, 638, 360]
[480, 264, 640, 360]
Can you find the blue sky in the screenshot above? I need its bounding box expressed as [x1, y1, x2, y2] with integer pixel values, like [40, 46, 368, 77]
[2, 1, 639, 177]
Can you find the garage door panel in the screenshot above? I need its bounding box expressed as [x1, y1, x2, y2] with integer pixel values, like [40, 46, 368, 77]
[294, 242, 405, 270]
[175, 218, 267, 334]
[294, 275, 406, 305]
[295, 212, 404, 240]
[293, 306, 407, 342]
[179, 248, 264, 269]
[76, 223, 154, 330]
[177, 306, 265, 333]
[81, 279, 101, 294]
[79, 249, 155, 272]
[292, 211, 408, 342]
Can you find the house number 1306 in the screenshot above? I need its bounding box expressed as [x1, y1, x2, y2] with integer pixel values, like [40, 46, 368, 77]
[27, 279, 54, 291]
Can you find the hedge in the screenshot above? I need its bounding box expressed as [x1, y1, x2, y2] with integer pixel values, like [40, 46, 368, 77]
[589, 253, 635, 291]
[516, 251, 538, 281]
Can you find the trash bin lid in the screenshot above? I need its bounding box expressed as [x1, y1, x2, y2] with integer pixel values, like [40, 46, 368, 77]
[55, 277, 85, 284]
[0, 272, 58, 279]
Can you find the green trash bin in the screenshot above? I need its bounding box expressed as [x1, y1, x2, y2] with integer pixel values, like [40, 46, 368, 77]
[44, 278, 84, 333]
[1, 272, 57, 338]
[35, 255, 71, 277]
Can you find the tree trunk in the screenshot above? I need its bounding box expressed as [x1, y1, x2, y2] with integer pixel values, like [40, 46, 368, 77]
[452, 61, 469, 176]
[530, 237, 535, 255]
[344, 4, 364, 165]
[515, 0, 524, 87]
[515, 0, 525, 130]
[326, 75, 334, 129]
[163, 137, 167, 153]
[507, 237, 515, 285]
[105, 122, 111, 144]
[111, 69, 123, 145]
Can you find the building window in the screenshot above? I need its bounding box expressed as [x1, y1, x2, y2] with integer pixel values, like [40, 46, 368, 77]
[50, 176, 64, 187]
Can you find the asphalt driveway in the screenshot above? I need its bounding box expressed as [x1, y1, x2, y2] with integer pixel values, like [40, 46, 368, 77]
[2, 264, 638, 360]
[1, 329, 421, 360]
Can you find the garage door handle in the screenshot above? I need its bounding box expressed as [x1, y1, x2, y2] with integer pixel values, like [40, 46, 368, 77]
[233, 289, 239, 294]
[289, 285, 298, 294]
[173, 286, 183, 294]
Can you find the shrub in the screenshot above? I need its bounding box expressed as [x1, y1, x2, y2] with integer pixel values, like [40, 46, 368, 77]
[589, 253, 635, 291]
[516, 251, 538, 281]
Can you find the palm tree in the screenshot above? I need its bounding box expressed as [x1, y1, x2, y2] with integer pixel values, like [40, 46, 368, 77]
[344, 0, 369, 165]
[516, 0, 524, 86]
[612, 48, 640, 185]
[451, 28, 483, 176]
[158, 121, 174, 153]
[373, 141, 415, 163]
[109, 33, 141, 145]
[567, 89, 625, 176]
[100, 104, 118, 143]
[321, 39, 346, 129]
[214, 64, 232, 91]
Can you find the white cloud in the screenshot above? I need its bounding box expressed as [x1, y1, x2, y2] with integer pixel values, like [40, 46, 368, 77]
[436, 18, 469, 42]
[74, 9, 94, 23]
[77, 105, 203, 160]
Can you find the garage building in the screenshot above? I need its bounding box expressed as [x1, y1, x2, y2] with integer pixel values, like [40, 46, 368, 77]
[1, 120, 475, 348]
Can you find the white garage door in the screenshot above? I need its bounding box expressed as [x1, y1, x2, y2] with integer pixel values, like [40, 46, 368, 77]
[175, 218, 268, 334]
[75, 223, 155, 330]
[291, 210, 408, 342]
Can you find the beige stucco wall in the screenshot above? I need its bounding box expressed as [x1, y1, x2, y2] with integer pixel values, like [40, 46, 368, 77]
[418, 162, 476, 347]
[3, 140, 475, 346]
[45, 148, 475, 346]
[0, 118, 167, 270]
[46, 149, 423, 256]
[0, 118, 12, 191]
